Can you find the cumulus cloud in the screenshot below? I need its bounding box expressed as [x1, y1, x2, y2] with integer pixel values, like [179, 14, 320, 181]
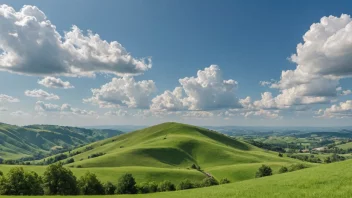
[0, 94, 19, 102]
[104, 110, 129, 117]
[317, 100, 352, 118]
[84, 76, 156, 109]
[38, 77, 74, 89]
[25, 89, 59, 100]
[258, 14, 352, 109]
[35, 101, 95, 116]
[10, 110, 30, 117]
[0, 107, 7, 111]
[61, 104, 96, 115]
[0, 5, 151, 77]
[151, 65, 241, 111]
[35, 101, 60, 112]
[243, 109, 281, 119]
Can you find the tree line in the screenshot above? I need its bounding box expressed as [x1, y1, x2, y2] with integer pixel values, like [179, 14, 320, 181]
[0, 163, 230, 195]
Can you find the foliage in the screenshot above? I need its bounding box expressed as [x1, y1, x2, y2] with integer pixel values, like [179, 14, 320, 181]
[116, 173, 137, 194]
[104, 182, 117, 195]
[137, 182, 158, 194]
[0, 167, 43, 195]
[255, 165, 272, 178]
[158, 180, 176, 192]
[43, 163, 79, 195]
[177, 179, 195, 190]
[219, 178, 230, 184]
[78, 172, 105, 195]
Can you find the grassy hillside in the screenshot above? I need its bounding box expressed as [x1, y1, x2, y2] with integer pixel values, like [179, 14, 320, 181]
[32, 122, 307, 183]
[0, 123, 123, 160]
[1, 158, 350, 198]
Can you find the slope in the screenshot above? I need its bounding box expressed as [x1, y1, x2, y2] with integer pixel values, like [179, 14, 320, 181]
[36, 122, 307, 183]
[0, 123, 123, 160]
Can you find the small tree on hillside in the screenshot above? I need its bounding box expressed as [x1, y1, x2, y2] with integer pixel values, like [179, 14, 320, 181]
[43, 163, 79, 195]
[278, 166, 288, 174]
[158, 180, 176, 192]
[219, 178, 230, 184]
[116, 173, 137, 194]
[104, 182, 116, 195]
[176, 179, 194, 190]
[78, 172, 105, 195]
[255, 165, 272, 178]
[201, 177, 219, 187]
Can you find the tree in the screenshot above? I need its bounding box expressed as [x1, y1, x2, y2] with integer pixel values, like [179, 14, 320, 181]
[176, 179, 194, 190]
[219, 178, 230, 184]
[201, 177, 218, 187]
[158, 180, 176, 192]
[78, 172, 104, 195]
[255, 165, 272, 178]
[116, 173, 137, 194]
[0, 167, 44, 195]
[104, 182, 116, 195]
[278, 153, 283, 157]
[137, 182, 158, 194]
[66, 158, 74, 164]
[43, 163, 79, 195]
[278, 166, 288, 174]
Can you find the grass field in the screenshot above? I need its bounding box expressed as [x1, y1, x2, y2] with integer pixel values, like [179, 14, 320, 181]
[26, 122, 307, 183]
[336, 142, 352, 150]
[1, 159, 351, 198]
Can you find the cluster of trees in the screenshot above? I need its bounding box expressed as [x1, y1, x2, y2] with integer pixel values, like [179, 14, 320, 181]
[324, 153, 345, 163]
[246, 140, 286, 153]
[0, 163, 231, 196]
[287, 154, 322, 163]
[278, 164, 307, 174]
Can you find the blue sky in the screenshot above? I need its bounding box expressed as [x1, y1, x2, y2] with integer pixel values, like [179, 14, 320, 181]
[0, 0, 352, 126]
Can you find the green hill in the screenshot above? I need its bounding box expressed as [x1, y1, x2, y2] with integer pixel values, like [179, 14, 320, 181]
[32, 122, 307, 183]
[0, 123, 123, 160]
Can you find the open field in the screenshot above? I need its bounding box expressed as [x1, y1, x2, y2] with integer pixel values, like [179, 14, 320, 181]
[0, 159, 351, 198]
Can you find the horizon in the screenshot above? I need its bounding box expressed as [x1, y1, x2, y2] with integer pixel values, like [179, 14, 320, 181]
[0, 0, 352, 126]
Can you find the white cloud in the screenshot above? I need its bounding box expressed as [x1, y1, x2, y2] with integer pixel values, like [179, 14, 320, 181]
[317, 100, 352, 118]
[38, 77, 74, 89]
[258, 14, 352, 109]
[151, 65, 241, 111]
[0, 107, 7, 111]
[35, 101, 60, 112]
[84, 76, 156, 109]
[25, 89, 59, 100]
[0, 94, 19, 102]
[0, 5, 151, 77]
[182, 111, 214, 118]
[243, 109, 281, 119]
[10, 110, 30, 117]
[104, 110, 129, 117]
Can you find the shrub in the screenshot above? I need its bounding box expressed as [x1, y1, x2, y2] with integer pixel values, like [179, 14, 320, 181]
[66, 158, 74, 164]
[255, 165, 272, 178]
[288, 164, 307, 172]
[0, 167, 44, 195]
[137, 182, 158, 194]
[116, 173, 137, 194]
[278, 153, 283, 157]
[201, 177, 218, 187]
[43, 163, 79, 195]
[219, 178, 230, 184]
[78, 172, 105, 195]
[177, 179, 194, 190]
[158, 180, 176, 192]
[104, 182, 116, 195]
[279, 166, 288, 174]
[88, 152, 105, 159]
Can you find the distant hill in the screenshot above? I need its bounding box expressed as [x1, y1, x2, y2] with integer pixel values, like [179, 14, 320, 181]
[38, 122, 306, 183]
[0, 123, 123, 160]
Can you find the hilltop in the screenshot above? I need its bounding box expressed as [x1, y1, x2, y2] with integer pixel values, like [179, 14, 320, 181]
[0, 123, 123, 160]
[32, 122, 307, 183]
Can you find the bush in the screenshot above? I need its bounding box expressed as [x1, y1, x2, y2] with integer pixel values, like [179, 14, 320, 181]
[279, 166, 288, 174]
[177, 179, 194, 190]
[43, 163, 79, 195]
[66, 158, 74, 164]
[116, 173, 137, 194]
[0, 167, 44, 195]
[104, 182, 116, 195]
[219, 178, 230, 184]
[278, 153, 283, 157]
[288, 164, 307, 172]
[78, 172, 105, 195]
[255, 165, 272, 178]
[137, 182, 158, 194]
[88, 152, 105, 159]
[158, 180, 176, 192]
[201, 177, 218, 187]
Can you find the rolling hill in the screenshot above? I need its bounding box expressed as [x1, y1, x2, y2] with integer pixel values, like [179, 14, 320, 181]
[29, 122, 308, 184]
[0, 123, 123, 160]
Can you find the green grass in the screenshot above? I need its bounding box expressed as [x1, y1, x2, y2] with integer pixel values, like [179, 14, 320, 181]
[1, 159, 351, 198]
[336, 142, 352, 150]
[0, 123, 123, 160]
[24, 122, 308, 184]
